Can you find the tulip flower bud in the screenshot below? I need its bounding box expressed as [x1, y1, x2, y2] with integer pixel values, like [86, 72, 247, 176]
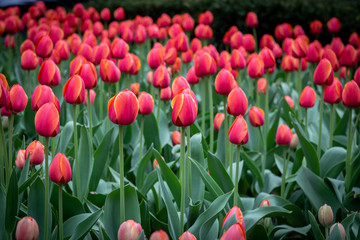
[260, 199, 270, 207]
[20, 39, 35, 55]
[108, 89, 139, 125]
[182, 49, 193, 64]
[310, 20, 323, 35]
[314, 59, 334, 86]
[153, 65, 170, 89]
[85, 90, 96, 106]
[114, 7, 125, 20]
[318, 204, 333, 227]
[230, 49, 246, 70]
[227, 87, 248, 116]
[15, 149, 26, 170]
[149, 230, 170, 240]
[246, 12, 258, 27]
[259, 47, 276, 69]
[6, 84, 28, 113]
[195, 24, 213, 40]
[15, 216, 39, 240]
[175, 32, 189, 52]
[281, 55, 295, 72]
[249, 106, 265, 127]
[276, 124, 292, 145]
[63, 75, 86, 105]
[306, 42, 321, 63]
[214, 69, 237, 96]
[339, 44, 357, 67]
[194, 52, 217, 78]
[228, 115, 248, 145]
[172, 76, 190, 96]
[257, 78, 267, 95]
[35, 103, 60, 137]
[117, 220, 143, 240]
[342, 80, 360, 108]
[290, 133, 298, 149]
[230, 31, 243, 49]
[299, 86, 316, 108]
[322, 49, 339, 72]
[218, 51, 230, 69]
[260, 34, 276, 49]
[220, 223, 246, 240]
[78, 62, 98, 89]
[35, 35, 53, 58]
[111, 38, 129, 59]
[100, 59, 121, 83]
[69, 56, 87, 77]
[38, 59, 61, 86]
[49, 153, 72, 184]
[186, 66, 200, 85]
[171, 130, 181, 146]
[164, 47, 177, 65]
[214, 112, 225, 131]
[222, 206, 245, 229]
[349, 32, 359, 47]
[93, 42, 110, 65]
[100, 8, 111, 21]
[330, 37, 344, 58]
[161, 87, 172, 101]
[25, 140, 44, 166]
[327, 17, 341, 33]
[0, 74, 9, 107]
[329, 223, 345, 240]
[21, 50, 38, 70]
[31, 85, 60, 112]
[171, 89, 198, 127]
[247, 57, 264, 78]
[292, 37, 308, 58]
[55, 40, 70, 61]
[324, 77, 343, 104]
[179, 231, 197, 240]
[354, 67, 360, 86]
[138, 92, 154, 115]
[190, 38, 202, 53]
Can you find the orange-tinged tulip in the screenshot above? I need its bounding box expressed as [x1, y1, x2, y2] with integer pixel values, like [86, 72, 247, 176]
[228, 115, 248, 145]
[130, 83, 140, 97]
[259, 47, 276, 69]
[69, 56, 87, 76]
[322, 48, 339, 72]
[138, 91, 154, 115]
[49, 26, 64, 45]
[0, 73, 9, 108]
[293, 25, 305, 38]
[227, 87, 248, 116]
[230, 31, 243, 49]
[172, 76, 190, 96]
[214, 112, 225, 131]
[329, 223, 346, 240]
[324, 77, 343, 104]
[285, 96, 295, 109]
[6, 84, 28, 113]
[49, 153, 72, 184]
[342, 80, 360, 108]
[161, 87, 172, 101]
[247, 57, 264, 78]
[187, 66, 200, 85]
[15, 149, 26, 170]
[330, 37, 344, 58]
[340, 67, 350, 80]
[38, 59, 61, 86]
[171, 89, 198, 127]
[108, 89, 139, 125]
[100, 59, 121, 83]
[118, 53, 134, 74]
[118, 220, 143, 240]
[94, 42, 110, 65]
[84, 90, 96, 106]
[327, 17, 341, 33]
[190, 38, 202, 53]
[21, 49, 38, 70]
[78, 62, 97, 89]
[179, 231, 197, 240]
[310, 20, 322, 35]
[299, 86, 316, 108]
[221, 223, 246, 240]
[222, 206, 245, 229]
[100, 8, 111, 21]
[77, 43, 94, 62]
[272, 43, 283, 58]
[292, 37, 308, 58]
[165, 47, 177, 65]
[314, 59, 334, 86]
[153, 65, 170, 89]
[249, 106, 265, 127]
[219, 51, 231, 69]
[31, 85, 60, 112]
[306, 42, 321, 63]
[243, 34, 255, 52]
[25, 140, 44, 165]
[215, 69, 237, 96]
[194, 24, 213, 40]
[114, 7, 125, 20]
[246, 12, 258, 27]
[230, 49, 246, 70]
[281, 55, 295, 72]
[257, 78, 267, 94]
[198, 10, 213, 25]
[260, 199, 270, 207]
[15, 216, 39, 240]
[63, 75, 86, 104]
[35, 103, 60, 137]
[149, 230, 169, 240]
[260, 34, 275, 49]
[276, 124, 292, 145]
[134, 25, 147, 44]
[35, 35, 53, 58]
[20, 39, 35, 54]
[339, 44, 357, 67]
[194, 51, 217, 78]
[175, 32, 189, 52]
[111, 38, 129, 59]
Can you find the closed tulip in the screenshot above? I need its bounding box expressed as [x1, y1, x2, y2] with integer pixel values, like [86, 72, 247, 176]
[21, 50, 38, 70]
[179, 231, 197, 240]
[190, 38, 202, 53]
[165, 47, 177, 65]
[259, 47, 276, 69]
[38, 59, 61, 86]
[160, 87, 172, 101]
[327, 17, 341, 33]
[20, 39, 35, 55]
[63, 75, 86, 104]
[214, 112, 225, 131]
[35, 35, 53, 58]
[15, 149, 26, 170]
[0, 74, 9, 108]
[215, 69, 237, 96]
[35, 103, 60, 137]
[276, 124, 292, 145]
[260, 199, 270, 207]
[285, 96, 295, 109]
[246, 12, 258, 27]
[342, 80, 360, 108]
[222, 206, 245, 229]
[15, 216, 39, 240]
[318, 204, 333, 228]
[228, 115, 248, 145]
[149, 230, 170, 240]
[181, 49, 193, 64]
[329, 223, 346, 240]
[153, 65, 170, 89]
[227, 87, 248, 116]
[310, 20, 323, 35]
[194, 24, 213, 40]
[6, 84, 28, 113]
[118, 220, 143, 240]
[31, 85, 60, 112]
[171, 130, 181, 146]
[171, 89, 198, 127]
[247, 57, 264, 78]
[339, 44, 356, 67]
[186, 66, 200, 84]
[108, 89, 139, 125]
[354, 67, 360, 86]
[69, 56, 87, 76]
[94, 43, 110, 65]
[220, 222, 246, 240]
[322, 49, 339, 72]
[172, 76, 190, 96]
[292, 37, 308, 58]
[55, 40, 70, 60]
[100, 59, 121, 83]
[249, 106, 265, 127]
[111, 38, 129, 59]
[138, 92, 154, 115]
[349, 32, 359, 46]
[306, 42, 321, 63]
[175, 32, 189, 52]
[78, 62, 98, 89]
[5, 35, 15, 48]
[194, 51, 217, 78]
[299, 86, 316, 108]
[84, 90, 96, 106]
[257, 78, 267, 94]
[25, 140, 44, 165]
[130, 83, 140, 97]
[230, 49, 246, 70]
[100, 8, 111, 21]
[330, 37, 344, 58]
[49, 153, 72, 184]
[313, 59, 334, 86]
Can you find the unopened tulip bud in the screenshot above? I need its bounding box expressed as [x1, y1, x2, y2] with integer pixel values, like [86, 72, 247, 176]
[171, 89, 198, 127]
[138, 92, 154, 115]
[186, 66, 200, 85]
[15, 149, 26, 170]
[259, 47, 276, 69]
[49, 153, 72, 184]
[354, 67, 360, 86]
[21, 50, 38, 70]
[220, 223, 246, 240]
[342, 80, 360, 108]
[339, 44, 357, 67]
[78, 62, 98, 89]
[153, 65, 170, 89]
[227, 87, 248, 116]
[55, 40, 70, 60]
[299, 86, 316, 108]
[111, 38, 129, 59]
[214, 69, 237, 96]
[292, 37, 308, 59]
[15, 216, 39, 240]
[118, 220, 143, 240]
[108, 89, 139, 125]
[327, 17, 341, 33]
[230, 31, 243, 49]
[36, 35, 53, 58]
[20, 39, 35, 55]
[330, 37, 344, 58]
[172, 76, 190, 96]
[84, 90, 96, 106]
[290, 134, 298, 149]
[194, 52, 217, 78]
[161, 87, 172, 101]
[94, 42, 110, 65]
[179, 231, 197, 240]
[100, 59, 121, 83]
[329, 223, 345, 240]
[246, 12, 258, 27]
[69, 56, 87, 76]
[35, 103, 60, 137]
[260, 199, 270, 207]
[230, 49, 246, 70]
[276, 124, 292, 145]
[222, 206, 245, 229]
[228, 115, 248, 145]
[324, 78, 343, 104]
[25, 140, 44, 166]
[249, 106, 265, 127]
[171, 131, 181, 146]
[257, 78, 267, 94]
[38, 59, 61, 86]
[247, 57, 264, 78]
[214, 113, 225, 131]
[6, 84, 28, 113]
[149, 229, 169, 240]
[190, 38, 202, 53]
[306, 42, 321, 63]
[318, 204, 333, 227]
[314, 59, 334, 86]
[310, 20, 323, 35]
[63, 75, 86, 105]
[322, 49, 339, 72]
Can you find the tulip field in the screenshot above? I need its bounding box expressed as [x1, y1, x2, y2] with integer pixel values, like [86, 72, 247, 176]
[1, 1, 360, 240]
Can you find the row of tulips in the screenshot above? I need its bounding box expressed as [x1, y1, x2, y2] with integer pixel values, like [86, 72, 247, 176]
[0, 1, 360, 240]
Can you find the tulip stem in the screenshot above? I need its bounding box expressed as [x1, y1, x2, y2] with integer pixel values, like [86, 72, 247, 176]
[207, 77, 214, 152]
[223, 96, 229, 171]
[0, 112, 7, 189]
[329, 104, 334, 148]
[286, 72, 291, 86]
[259, 127, 266, 180]
[186, 126, 191, 199]
[265, 73, 270, 137]
[119, 125, 125, 223]
[73, 105, 81, 199]
[297, 60, 302, 97]
[236, 71, 242, 87]
[180, 127, 186, 233]
[317, 90, 324, 159]
[201, 79, 206, 138]
[51, 137, 56, 159]
[281, 148, 289, 198]
[157, 89, 161, 123]
[233, 145, 240, 207]
[100, 81, 104, 121]
[27, 70, 31, 95]
[305, 108, 308, 138]
[44, 137, 49, 240]
[58, 183, 63, 240]
[7, 114, 14, 186]
[249, 78, 254, 100]
[139, 115, 144, 162]
[88, 98, 93, 150]
[345, 109, 353, 192]
[252, 27, 258, 53]
[325, 227, 329, 239]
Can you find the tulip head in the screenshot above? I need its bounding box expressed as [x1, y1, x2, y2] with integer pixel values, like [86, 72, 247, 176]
[153, 65, 170, 89]
[276, 124, 292, 145]
[327, 17, 341, 33]
[260, 199, 270, 207]
[63, 75, 86, 105]
[38, 59, 61, 86]
[247, 57, 264, 78]
[15, 217, 39, 240]
[324, 77, 343, 104]
[108, 89, 139, 125]
[220, 223, 246, 240]
[171, 89, 198, 127]
[171, 131, 181, 146]
[78, 62, 98, 89]
[35, 35, 53, 58]
[160, 87, 172, 101]
[249, 106, 265, 127]
[179, 231, 197, 240]
[342, 80, 360, 108]
[6, 84, 28, 113]
[290, 134, 299, 149]
[138, 92, 154, 115]
[21, 50, 38, 70]
[149, 230, 170, 240]
[31, 85, 60, 112]
[230, 49, 246, 70]
[172, 76, 190, 96]
[85, 90, 96, 106]
[339, 44, 357, 67]
[35, 103, 60, 137]
[194, 52, 217, 78]
[228, 115, 248, 145]
[222, 206, 245, 230]
[257, 78, 267, 95]
[215, 69, 237, 96]
[186, 66, 200, 85]
[318, 204, 333, 228]
[329, 223, 345, 240]
[100, 59, 121, 83]
[246, 12, 258, 27]
[15, 149, 26, 170]
[259, 47, 276, 69]
[49, 153, 72, 184]
[310, 20, 323, 35]
[25, 140, 44, 166]
[299, 86, 316, 108]
[147, 47, 164, 70]
[314, 59, 334, 86]
[214, 112, 225, 131]
[227, 87, 248, 116]
[111, 38, 129, 59]
[117, 220, 143, 240]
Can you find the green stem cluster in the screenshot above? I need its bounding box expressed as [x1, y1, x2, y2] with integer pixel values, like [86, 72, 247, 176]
[0, 113, 7, 189]
[180, 127, 186, 233]
[345, 110, 354, 192]
[201, 80, 206, 138]
[7, 115, 14, 186]
[139, 115, 144, 162]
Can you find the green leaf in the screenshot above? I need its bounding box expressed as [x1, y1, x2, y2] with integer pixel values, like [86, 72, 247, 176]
[207, 152, 234, 193]
[69, 209, 103, 240]
[188, 191, 232, 239]
[143, 113, 161, 151]
[0, 189, 7, 240]
[18, 168, 41, 194]
[246, 224, 269, 240]
[307, 211, 325, 240]
[135, 144, 154, 190]
[64, 213, 91, 238]
[272, 224, 311, 238]
[320, 147, 346, 178]
[5, 170, 18, 234]
[89, 129, 113, 191]
[200, 219, 219, 240]
[328, 224, 343, 240]
[215, 118, 226, 164]
[296, 167, 342, 214]
[341, 212, 357, 237]
[23, 101, 36, 137]
[291, 114, 320, 176]
[103, 185, 141, 240]
[156, 170, 181, 240]
[18, 154, 30, 187]
[190, 133, 205, 203]
[56, 121, 73, 154]
[242, 152, 264, 189]
[140, 170, 157, 195]
[159, 110, 171, 148]
[266, 103, 281, 150]
[243, 206, 291, 232]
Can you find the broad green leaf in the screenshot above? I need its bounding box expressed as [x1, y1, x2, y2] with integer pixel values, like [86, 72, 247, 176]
[328, 224, 343, 240]
[140, 201, 151, 237]
[320, 147, 346, 178]
[159, 110, 171, 148]
[18, 154, 30, 187]
[242, 152, 264, 189]
[135, 144, 154, 190]
[208, 152, 234, 193]
[215, 118, 225, 164]
[307, 211, 325, 240]
[190, 133, 205, 203]
[0, 189, 7, 240]
[143, 113, 161, 151]
[272, 224, 311, 238]
[341, 212, 357, 237]
[64, 213, 91, 238]
[140, 170, 157, 195]
[200, 219, 219, 240]
[5, 170, 18, 234]
[246, 224, 269, 240]
[23, 101, 36, 137]
[69, 209, 103, 240]
[18, 168, 41, 194]
[266, 103, 281, 150]
[56, 121, 74, 154]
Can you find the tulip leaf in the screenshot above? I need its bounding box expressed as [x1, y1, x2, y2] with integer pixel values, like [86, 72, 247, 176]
[266, 103, 281, 150]
[69, 209, 103, 240]
[143, 113, 161, 151]
[320, 147, 346, 178]
[290, 113, 320, 176]
[272, 224, 311, 238]
[18, 154, 30, 187]
[296, 167, 342, 214]
[207, 152, 234, 193]
[159, 110, 171, 148]
[190, 133, 205, 203]
[188, 191, 232, 239]
[5, 169, 18, 234]
[246, 224, 269, 240]
[56, 121, 73, 154]
[156, 170, 181, 240]
[135, 144, 154, 190]
[215, 119, 226, 164]
[103, 185, 141, 240]
[307, 211, 325, 240]
[0, 189, 7, 240]
[140, 170, 158, 195]
[242, 152, 264, 189]
[18, 167, 42, 194]
[24, 100, 36, 137]
[200, 219, 219, 240]
[64, 213, 91, 238]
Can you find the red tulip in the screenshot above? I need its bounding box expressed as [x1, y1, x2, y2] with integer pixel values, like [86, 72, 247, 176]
[94, 42, 110, 65]
[31, 85, 60, 112]
[153, 65, 170, 88]
[15, 217, 39, 240]
[330, 37, 344, 58]
[306, 42, 321, 63]
[230, 49, 246, 70]
[77, 43, 94, 62]
[49, 26, 64, 45]
[20, 39, 35, 55]
[179, 231, 197, 240]
[230, 31, 243, 49]
[194, 24, 213, 40]
[118, 220, 142, 240]
[21, 49, 38, 70]
[342, 80, 360, 108]
[314, 59, 334, 86]
[38, 59, 61, 86]
[181, 49, 193, 64]
[227, 87, 248, 116]
[220, 222, 246, 240]
[276, 124, 292, 145]
[194, 51, 217, 78]
[171, 89, 198, 127]
[215, 69, 237, 96]
[214, 112, 225, 131]
[111, 38, 129, 59]
[175, 32, 189, 52]
[324, 77, 343, 104]
[25, 140, 44, 166]
[78, 61, 98, 89]
[327, 17, 341, 33]
[15, 149, 26, 170]
[310, 20, 323, 35]
[246, 12, 258, 27]
[161, 87, 172, 101]
[0, 74, 9, 108]
[100, 8, 111, 21]
[165, 47, 177, 65]
[138, 92, 154, 115]
[149, 230, 170, 240]
[35, 103, 60, 137]
[129, 83, 139, 97]
[190, 38, 202, 53]
[293, 25, 305, 38]
[349, 32, 359, 47]
[285, 96, 295, 109]
[63, 75, 86, 105]
[257, 78, 267, 95]
[354, 67, 360, 86]
[322, 49, 339, 72]
[243, 34, 255, 52]
[49, 153, 72, 184]
[6, 84, 28, 113]
[186, 66, 200, 85]
[134, 25, 147, 44]
[299, 86, 316, 108]
[247, 57, 264, 78]
[272, 43, 283, 58]
[222, 206, 245, 230]
[339, 44, 357, 67]
[249, 106, 265, 127]
[84, 90, 96, 106]
[259, 47, 276, 69]
[35, 35, 53, 58]
[108, 89, 139, 125]
[281, 55, 295, 72]
[228, 115, 249, 145]
[260, 34, 276, 49]
[100, 59, 121, 83]
[171, 130, 181, 146]
[172, 76, 190, 96]
[198, 10, 213, 25]
[292, 37, 308, 58]
[218, 51, 231, 68]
